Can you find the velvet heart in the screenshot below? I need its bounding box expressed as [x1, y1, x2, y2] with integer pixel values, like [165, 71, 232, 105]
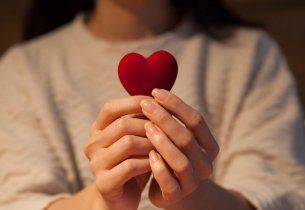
[118, 50, 178, 96]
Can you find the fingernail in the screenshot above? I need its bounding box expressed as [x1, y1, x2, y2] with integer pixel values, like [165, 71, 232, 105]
[149, 150, 159, 162]
[145, 122, 159, 136]
[152, 89, 169, 102]
[141, 100, 157, 114]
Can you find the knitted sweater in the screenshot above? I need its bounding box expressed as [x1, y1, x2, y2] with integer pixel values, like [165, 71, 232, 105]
[0, 14, 305, 210]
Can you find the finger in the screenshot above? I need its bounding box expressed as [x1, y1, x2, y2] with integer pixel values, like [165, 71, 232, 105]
[145, 122, 197, 194]
[101, 117, 149, 147]
[151, 89, 219, 160]
[92, 96, 152, 131]
[129, 98, 156, 120]
[149, 150, 181, 202]
[85, 118, 149, 156]
[141, 100, 213, 180]
[96, 158, 151, 194]
[101, 135, 155, 169]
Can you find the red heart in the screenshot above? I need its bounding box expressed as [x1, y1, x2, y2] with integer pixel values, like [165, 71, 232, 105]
[118, 50, 178, 96]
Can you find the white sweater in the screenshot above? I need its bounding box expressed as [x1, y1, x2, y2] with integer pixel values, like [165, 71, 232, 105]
[0, 14, 305, 210]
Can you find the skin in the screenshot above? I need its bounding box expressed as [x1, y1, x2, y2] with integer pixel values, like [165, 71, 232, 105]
[47, 93, 255, 210]
[47, 0, 257, 209]
[85, 96, 153, 210]
[87, 0, 180, 42]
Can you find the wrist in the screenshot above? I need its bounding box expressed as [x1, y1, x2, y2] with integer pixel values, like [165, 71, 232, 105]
[164, 179, 255, 210]
[46, 182, 108, 210]
[90, 182, 111, 210]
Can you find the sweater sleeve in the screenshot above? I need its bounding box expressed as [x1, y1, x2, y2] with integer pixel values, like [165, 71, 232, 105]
[0, 47, 72, 210]
[217, 32, 305, 210]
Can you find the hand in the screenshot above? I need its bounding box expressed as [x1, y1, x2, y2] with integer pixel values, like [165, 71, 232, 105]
[140, 89, 219, 209]
[84, 96, 155, 210]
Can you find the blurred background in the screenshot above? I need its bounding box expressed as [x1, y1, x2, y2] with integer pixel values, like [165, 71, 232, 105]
[0, 0, 304, 108]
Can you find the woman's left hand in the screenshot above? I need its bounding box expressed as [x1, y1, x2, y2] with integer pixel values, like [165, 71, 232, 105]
[140, 89, 219, 209]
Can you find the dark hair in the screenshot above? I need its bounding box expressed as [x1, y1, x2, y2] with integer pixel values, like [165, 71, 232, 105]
[23, 0, 251, 41]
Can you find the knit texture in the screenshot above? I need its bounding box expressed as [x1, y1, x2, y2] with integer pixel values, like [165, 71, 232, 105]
[0, 14, 305, 210]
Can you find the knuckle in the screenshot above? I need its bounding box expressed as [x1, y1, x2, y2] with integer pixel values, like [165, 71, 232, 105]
[83, 132, 103, 158]
[102, 100, 115, 114]
[114, 118, 129, 133]
[211, 142, 220, 160]
[121, 160, 136, 176]
[200, 161, 213, 180]
[186, 182, 198, 195]
[189, 112, 204, 130]
[89, 157, 100, 173]
[175, 158, 192, 175]
[89, 126, 95, 137]
[163, 183, 180, 198]
[121, 135, 136, 151]
[83, 139, 95, 159]
[205, 161, 214, 177]
[179, 132, 195, 151]
[89, 123, 101, 138]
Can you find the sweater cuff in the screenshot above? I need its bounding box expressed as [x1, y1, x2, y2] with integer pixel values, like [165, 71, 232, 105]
[222, 179, 304, 210]
[1, 193, 72, 210]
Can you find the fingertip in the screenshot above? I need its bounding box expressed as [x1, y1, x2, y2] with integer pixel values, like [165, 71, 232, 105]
[144, 121, 153, 131]
[149, 150, 159, 163]
[145, 122, 160, 137]
[152, 88, 169, 102]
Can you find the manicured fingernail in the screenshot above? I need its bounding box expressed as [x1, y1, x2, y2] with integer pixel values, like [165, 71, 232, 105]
[149, 150, 159, 162]
[145, 122, 159, 136]
[141, 100, 157, 114]
[152, 89, 169, 102]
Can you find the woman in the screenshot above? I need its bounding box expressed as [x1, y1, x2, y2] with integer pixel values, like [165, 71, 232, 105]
[0, 0, 305, 209]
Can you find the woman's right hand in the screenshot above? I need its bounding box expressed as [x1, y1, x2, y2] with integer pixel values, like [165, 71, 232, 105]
[84, 96, 154, 210]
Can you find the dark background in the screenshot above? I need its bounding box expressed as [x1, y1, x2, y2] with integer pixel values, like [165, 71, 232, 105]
[1, 0, 305, 108]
